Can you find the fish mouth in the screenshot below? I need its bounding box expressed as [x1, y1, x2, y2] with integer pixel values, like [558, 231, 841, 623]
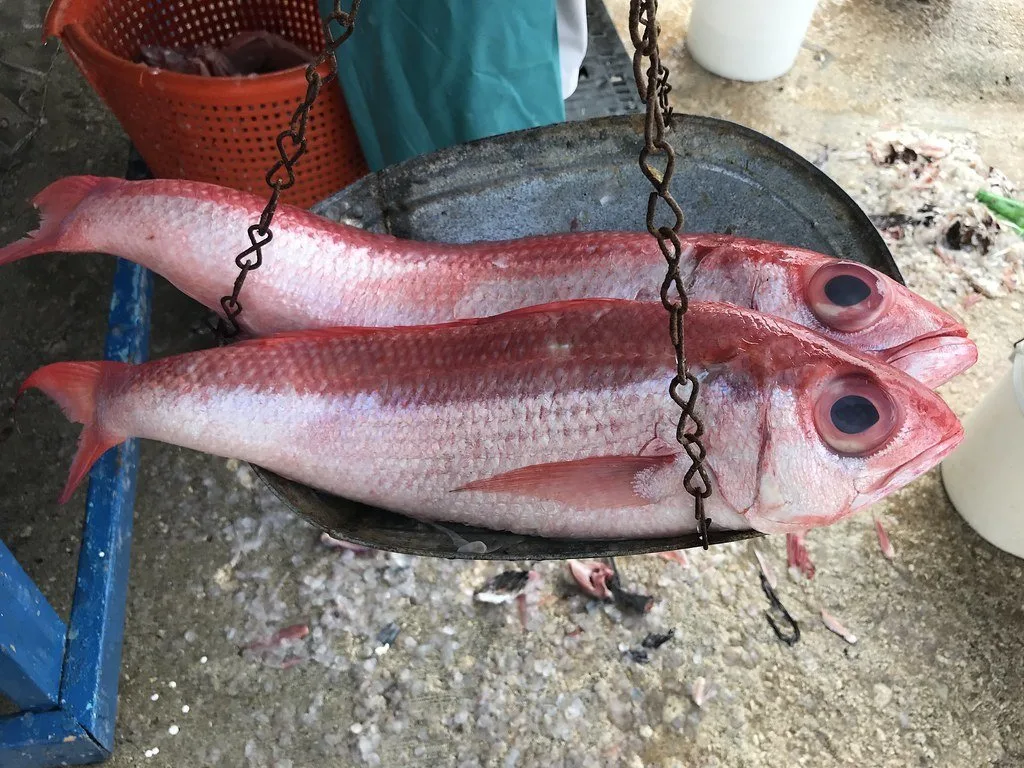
[852, 423, 965, 510]
[883, 332, 978, 388]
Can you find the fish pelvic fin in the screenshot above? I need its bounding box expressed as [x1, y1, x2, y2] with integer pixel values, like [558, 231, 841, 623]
[18, 361, 128, 503]
[453, 454, 677, 509]
[0, 176, 120, 266]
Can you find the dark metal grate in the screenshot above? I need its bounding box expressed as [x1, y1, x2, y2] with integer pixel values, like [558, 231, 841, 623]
[564, 0, 644, 122]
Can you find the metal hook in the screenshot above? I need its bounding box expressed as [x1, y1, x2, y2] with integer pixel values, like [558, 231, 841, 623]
[695, 495, 711, 550]
[760, 573, 800, 646]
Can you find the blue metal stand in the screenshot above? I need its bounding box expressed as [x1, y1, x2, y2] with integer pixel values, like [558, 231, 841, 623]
[0, 253, 153, 766]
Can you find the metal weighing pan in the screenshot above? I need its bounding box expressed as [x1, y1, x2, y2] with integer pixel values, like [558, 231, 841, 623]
[252, 113, 900, 561]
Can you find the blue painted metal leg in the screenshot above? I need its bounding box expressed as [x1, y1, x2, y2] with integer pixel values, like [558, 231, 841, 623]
[0, 257, 153, 767]
[0, 542, 67, 712]
[0, 710, 106, 768]
[60, 258, 153, 750]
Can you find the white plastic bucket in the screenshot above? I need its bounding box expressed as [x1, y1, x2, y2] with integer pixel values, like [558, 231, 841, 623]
[941, 341, 1024, 559]
[686, 0, 821, 82]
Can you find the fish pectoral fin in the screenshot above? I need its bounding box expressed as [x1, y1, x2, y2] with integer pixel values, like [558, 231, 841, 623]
[453, 454, 676, 509]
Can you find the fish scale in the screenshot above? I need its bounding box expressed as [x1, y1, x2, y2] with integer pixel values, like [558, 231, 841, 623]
[20, 299, 962, 539]
[0, 175, 976, 387]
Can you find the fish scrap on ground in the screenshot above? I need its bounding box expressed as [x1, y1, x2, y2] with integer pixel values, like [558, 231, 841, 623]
[474, 570, 542, 631]
[567, 558, 652, 613]
[241, 623, 310, 653]
[826, 127, 1024, 307]
[875, 517, 897, 560]
[821, 608, 859, 644]
[623, 630, 675, 664]
[786, 532, 817, 580]
[473, 571, 538, 604]
[568, 560, 615, 600]
[241, 623, 310, 668]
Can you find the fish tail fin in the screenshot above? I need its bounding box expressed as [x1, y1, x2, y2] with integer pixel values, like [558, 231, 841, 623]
[18, 361, 127, 503]
[0, 176, 119, 266]
[18, 361, 108, 423]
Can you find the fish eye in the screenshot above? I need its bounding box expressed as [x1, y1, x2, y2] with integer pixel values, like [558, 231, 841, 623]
[813, 375, 900, 456]
[830, 395, 879, 433]
[806, 261, 891, 333]
[824, 274, 871, 306]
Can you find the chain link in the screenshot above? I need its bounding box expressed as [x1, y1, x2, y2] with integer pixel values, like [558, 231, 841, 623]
[628, 0, 713, 548]
[218, 0, 712, 546]
[218, 0, 361, 338]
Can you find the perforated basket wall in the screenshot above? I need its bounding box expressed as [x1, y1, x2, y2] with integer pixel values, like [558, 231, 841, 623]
[44, 0, 368, 208]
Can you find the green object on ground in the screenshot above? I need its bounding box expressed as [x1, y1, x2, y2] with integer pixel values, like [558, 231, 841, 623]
[976, 189, 1024, 231]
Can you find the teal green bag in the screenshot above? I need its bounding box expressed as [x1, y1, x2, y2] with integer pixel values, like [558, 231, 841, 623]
[322, 0, 566, 171]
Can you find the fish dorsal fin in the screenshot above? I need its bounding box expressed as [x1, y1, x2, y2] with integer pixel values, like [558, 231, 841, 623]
[232, 325, 381, 348]
[233, 298, 640, 348]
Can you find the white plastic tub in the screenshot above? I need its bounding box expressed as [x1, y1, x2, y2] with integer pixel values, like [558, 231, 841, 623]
[942, 341, 1024, 559]
[686, 0, 821, 82]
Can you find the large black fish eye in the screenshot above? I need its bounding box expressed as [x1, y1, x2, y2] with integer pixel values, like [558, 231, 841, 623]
[830, 395, 880, 434]
[814, 375, 899, 456]
[806, 261, 891, 333]
[824, 274, 872, 307]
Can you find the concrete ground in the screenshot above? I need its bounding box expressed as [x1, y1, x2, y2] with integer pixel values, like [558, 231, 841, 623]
[1, 0, 1023, 766]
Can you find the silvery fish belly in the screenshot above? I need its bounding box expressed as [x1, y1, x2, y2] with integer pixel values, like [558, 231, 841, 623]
[1, 176, 975, 386]
[20, 300, 963, 539]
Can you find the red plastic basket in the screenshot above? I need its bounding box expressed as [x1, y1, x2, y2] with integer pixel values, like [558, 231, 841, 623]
[44, 0, 369, 208]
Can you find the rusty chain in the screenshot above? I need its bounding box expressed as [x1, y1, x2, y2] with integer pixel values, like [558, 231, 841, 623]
[628, 0, 713, 548]
[215, 0, 712, 547]
[218, 0, 361, 338]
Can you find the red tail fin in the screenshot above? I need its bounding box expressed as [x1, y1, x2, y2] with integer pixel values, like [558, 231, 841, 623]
[18, 361, 128, 503]
[0, 177, 120, 266]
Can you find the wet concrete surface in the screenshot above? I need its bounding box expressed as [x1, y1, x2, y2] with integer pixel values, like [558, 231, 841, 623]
[606, 0, 1024, 181]
[1, 0, 1023, 766]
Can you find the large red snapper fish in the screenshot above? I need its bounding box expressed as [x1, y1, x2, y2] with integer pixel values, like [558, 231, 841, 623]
[18, 300, 963, 538]
[0, 176, 975, 388]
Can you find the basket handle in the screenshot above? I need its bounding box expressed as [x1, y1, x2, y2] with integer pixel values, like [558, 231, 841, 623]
[43, 0, 86, 41]
[42, 0, 108, 103]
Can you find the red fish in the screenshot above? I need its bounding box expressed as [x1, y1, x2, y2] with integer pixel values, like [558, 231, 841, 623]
[18, 300, 962, 538]
[0, 177, 974, 387]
